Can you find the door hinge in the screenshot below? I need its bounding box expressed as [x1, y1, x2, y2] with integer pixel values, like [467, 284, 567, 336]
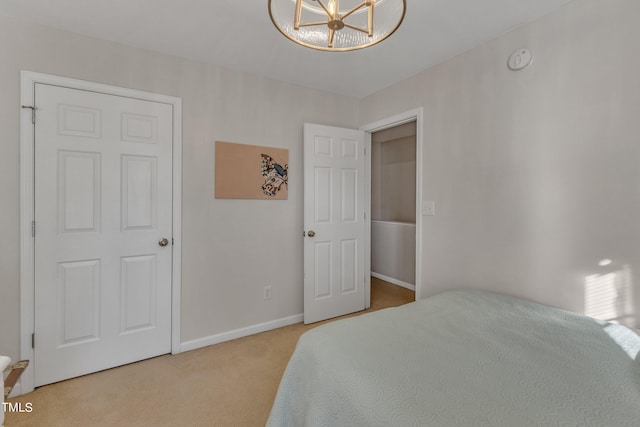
[31, 333, 35, 349]
[32, 221, 36, 237]
[21, 105, 36, 124]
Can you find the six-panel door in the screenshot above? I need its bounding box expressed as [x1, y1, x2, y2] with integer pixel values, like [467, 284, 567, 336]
[34, 83, 173, 386]
[303, 123, 366, 324]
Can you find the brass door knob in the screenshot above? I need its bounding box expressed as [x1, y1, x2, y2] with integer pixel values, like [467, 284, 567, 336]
[307, 230, 316, 237]
[159, 238, 169, 247]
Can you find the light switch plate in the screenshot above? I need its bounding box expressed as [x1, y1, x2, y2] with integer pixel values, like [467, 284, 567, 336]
[422, 201, 435, 216]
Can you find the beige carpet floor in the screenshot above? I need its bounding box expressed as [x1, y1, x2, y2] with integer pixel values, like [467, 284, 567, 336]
[5, 278, 414, 427]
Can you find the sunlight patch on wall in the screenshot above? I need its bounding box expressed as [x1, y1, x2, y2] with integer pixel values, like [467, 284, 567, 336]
[584, 264, 635, 328]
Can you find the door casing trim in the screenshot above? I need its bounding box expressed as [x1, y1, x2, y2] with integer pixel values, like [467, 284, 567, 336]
[19, 71, 183, 394]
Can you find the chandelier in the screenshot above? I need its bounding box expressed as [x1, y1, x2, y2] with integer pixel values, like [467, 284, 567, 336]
[268, 0, 406, 52]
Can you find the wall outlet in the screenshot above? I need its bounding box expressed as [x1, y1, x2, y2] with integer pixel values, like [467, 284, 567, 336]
[263, 285, 272, 300]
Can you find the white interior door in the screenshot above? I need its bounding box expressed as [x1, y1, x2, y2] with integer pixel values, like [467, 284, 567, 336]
[34, 83, 173, 386]
[303, 123, 366, 324]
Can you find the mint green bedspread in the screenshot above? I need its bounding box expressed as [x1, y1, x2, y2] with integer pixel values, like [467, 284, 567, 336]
[267, 290, 640, 426]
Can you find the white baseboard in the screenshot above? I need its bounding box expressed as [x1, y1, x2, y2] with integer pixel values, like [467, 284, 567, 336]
[179, 313, 304, 353]
[371, 272, 416, 291]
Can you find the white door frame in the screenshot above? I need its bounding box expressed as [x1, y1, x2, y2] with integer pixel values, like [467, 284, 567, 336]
[361, 107, 424, 305]
[19, 71, 183, 395]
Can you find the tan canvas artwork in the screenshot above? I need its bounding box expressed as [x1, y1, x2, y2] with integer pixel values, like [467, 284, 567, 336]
[215, 141, 289, 200]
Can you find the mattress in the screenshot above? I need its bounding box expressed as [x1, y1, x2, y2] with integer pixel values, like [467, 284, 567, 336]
[267, 290, 640, 426]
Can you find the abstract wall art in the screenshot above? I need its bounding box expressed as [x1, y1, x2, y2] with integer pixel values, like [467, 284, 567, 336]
[215, 141, 289, 200]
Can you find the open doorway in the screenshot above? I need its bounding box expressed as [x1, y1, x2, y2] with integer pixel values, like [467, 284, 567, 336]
[370, 121, 417, 296]
[303, 112, 422, 322]
[362, 107, 423, 305]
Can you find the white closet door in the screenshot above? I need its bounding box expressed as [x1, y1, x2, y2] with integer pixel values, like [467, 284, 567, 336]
[34, 83, 173, 386]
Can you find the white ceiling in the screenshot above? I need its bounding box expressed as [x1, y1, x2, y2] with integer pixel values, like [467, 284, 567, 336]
[0, 0, 575, 98]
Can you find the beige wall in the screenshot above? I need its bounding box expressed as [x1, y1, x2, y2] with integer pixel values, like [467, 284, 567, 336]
[360, 0, 640, 326]
[370, 122, 417, 286]
[371, 121, 416, 222]
[0, 15, 359, 361]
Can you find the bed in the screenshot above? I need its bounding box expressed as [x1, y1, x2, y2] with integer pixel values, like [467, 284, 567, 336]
[267, 290, 640, 426]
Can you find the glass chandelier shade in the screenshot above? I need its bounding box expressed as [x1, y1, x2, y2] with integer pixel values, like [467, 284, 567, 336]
[268, 0, 406, 52]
